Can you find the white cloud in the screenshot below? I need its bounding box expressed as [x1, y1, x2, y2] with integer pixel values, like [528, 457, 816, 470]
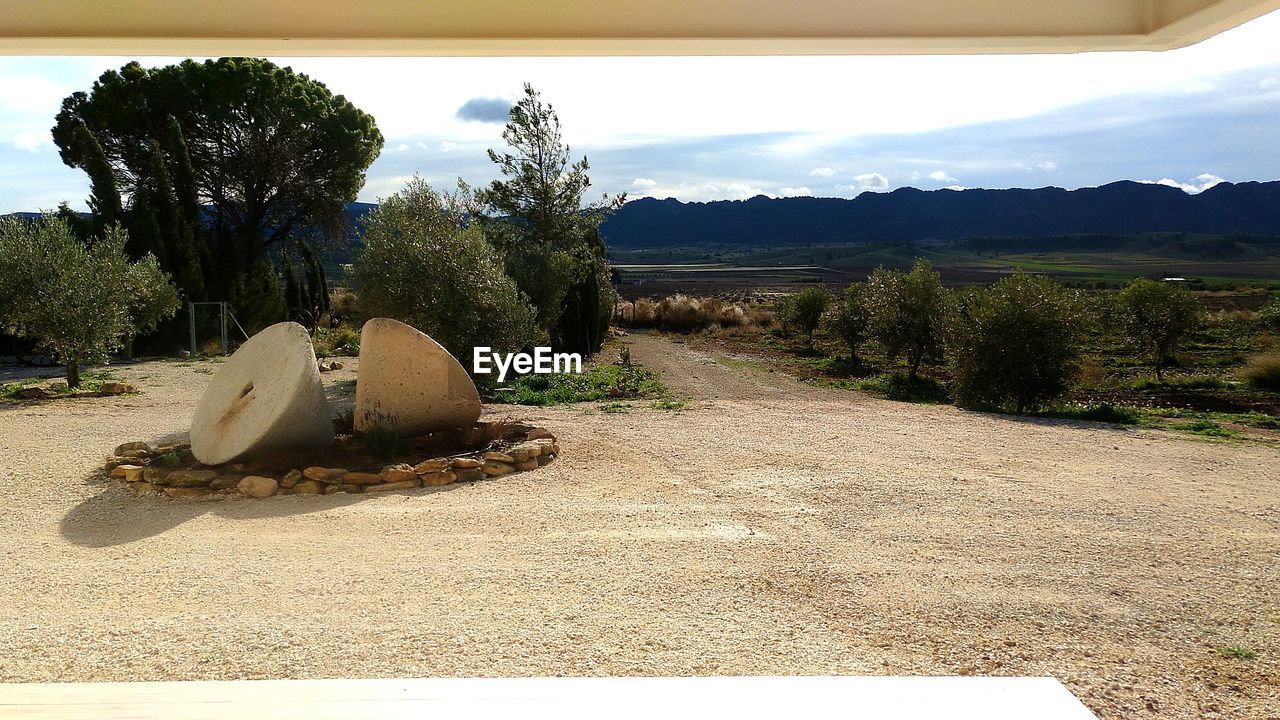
[943, 185, 968, 191]
[778, 186, 812, 197]
[843, 172, 889, 192]
[12, 131, 51, 152]
[395, 143, 410, 152]
[632, 177, 657, 189]
[928, 169, 957, 182]
[633, 180, 774, 201]
[808, 166, 837, 177]
[1261, 77, 1279, 89]
[1142, 173, 1226, 193]
[438, 141, 465, 152]
[1037, 161, 1059, 171]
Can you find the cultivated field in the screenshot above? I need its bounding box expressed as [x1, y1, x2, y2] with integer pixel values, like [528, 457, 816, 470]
[1, 334, 1277, 719]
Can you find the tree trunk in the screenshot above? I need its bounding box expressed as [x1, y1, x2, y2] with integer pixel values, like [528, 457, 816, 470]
[66, 361, 81, 389]
[908, 350, 922, 380]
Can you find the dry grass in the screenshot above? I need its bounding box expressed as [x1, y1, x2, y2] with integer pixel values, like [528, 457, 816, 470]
[620, 295, 771, 333]
[1242, 352, 1280, 390]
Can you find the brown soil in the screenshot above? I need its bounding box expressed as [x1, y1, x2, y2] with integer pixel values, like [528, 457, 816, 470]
[1, 337, 1277, 719]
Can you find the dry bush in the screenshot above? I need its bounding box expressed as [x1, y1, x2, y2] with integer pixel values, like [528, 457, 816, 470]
[622, 294, 765, 333]
[1242, 352, 1280, 390]
[746, 304, 775, 328]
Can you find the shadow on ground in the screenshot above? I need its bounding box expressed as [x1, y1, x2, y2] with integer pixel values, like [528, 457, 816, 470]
[59, 479, 469, 548]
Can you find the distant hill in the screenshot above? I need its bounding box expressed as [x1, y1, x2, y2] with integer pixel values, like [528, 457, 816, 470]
[598, 181, 1280, 249]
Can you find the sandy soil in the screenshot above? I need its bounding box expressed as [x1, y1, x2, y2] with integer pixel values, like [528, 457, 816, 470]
[1, 335, 1277, 719]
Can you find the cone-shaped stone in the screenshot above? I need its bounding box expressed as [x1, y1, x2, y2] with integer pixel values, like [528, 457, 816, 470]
[190, 322, 334, 465]
[354, 318, 481, 436]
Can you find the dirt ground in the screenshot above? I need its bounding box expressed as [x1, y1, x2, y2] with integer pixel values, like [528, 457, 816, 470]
[1, 334, 1277, 719]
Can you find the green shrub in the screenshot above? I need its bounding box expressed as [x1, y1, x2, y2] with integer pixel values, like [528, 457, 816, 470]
[864, 259, 947, 379]
[351, 179, 537, 365]
[778, 287, 830, 346]
[1242, 352, 1280, 390]
[825, 284, 867, 359]
[1258, 295, 1280, 331]
[362, 423, 405, 459]
[947, 272, 1085, 413]
[1115, 278, 1203, 381]
[314, 326, 360, 356]
[495, 363, 666, 405]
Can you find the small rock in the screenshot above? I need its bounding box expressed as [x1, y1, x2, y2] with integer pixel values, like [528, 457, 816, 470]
[414, 458, 450, 474]
[526, 428, 555, 441]
[227, 463, 247, 472]
[330, 361, 344, 371]
[16, 387, 49, 400]
[508, 443, 542, 462]
[110, 464, 144, 479]
[454, 468, 486, 483]
[338, 483, 365, 494]
[237, 475, 278, 498]
[366, 480, 418, 492]
[450, 457, 482, 470]
[163, 487, 211, 499]
[303, 466, 347, 483]
[178, 350, 192, 359]
[100, 381, 136, 395]
[537, 454, 553, 466]
[342, 472, 385, 485]
[293, 480, 323, 495]
[420, 470, 456, 487]
[324, 485, 340, 495]
[113, 441, 154, 457]
[210, 474, 242, 491]
[161, 469, 218, 488]
[143, 467, 168, 483]
[483, 451, 515, 464]
[381, 463, 417, 483]
[514, 458, 539, 472]
[280, 469, 302, 488]
[481, 460, 515, 477]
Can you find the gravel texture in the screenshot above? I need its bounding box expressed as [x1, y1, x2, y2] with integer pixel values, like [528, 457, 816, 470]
[1, 335, 1277, 719]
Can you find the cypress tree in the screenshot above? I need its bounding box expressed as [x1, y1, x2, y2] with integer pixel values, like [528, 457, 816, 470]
[72, 122, 122, 231]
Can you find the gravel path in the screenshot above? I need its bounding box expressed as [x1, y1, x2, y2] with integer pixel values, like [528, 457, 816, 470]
[1, 335, 1277, 719]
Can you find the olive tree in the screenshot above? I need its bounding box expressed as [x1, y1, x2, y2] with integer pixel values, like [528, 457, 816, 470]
[351, 179, 537, 365]
[780, 286, 830, 347]
[825, 283, 867, 360]
[863, 259, 948, 379]
[0, 215, 179, 387]
[947, 271, 1086, 412]
[1116, 278, 1203, 381]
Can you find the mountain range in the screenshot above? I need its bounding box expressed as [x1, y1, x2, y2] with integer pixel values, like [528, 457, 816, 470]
[597, 180, 1280, 249]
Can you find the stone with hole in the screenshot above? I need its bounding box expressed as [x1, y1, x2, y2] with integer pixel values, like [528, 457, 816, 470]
[190, 322, 333, 465]
[353, 318, 481, 436]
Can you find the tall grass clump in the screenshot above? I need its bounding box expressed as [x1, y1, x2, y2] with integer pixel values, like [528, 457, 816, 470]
[1242, 352, 1280, 390]
[624, 295, 756, 333]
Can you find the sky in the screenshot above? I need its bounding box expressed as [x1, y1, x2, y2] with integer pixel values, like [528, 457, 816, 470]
[2, 10, 1280, 213]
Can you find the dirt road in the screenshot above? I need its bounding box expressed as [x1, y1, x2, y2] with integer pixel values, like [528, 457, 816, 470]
[1, 334, 1277, 719]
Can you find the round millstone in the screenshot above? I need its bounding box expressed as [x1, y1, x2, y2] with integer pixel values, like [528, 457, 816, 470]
[190, 322, 334, 465]
[353, 318, 481, 436]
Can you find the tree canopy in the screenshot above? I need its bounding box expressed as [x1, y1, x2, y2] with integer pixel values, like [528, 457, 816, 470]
[0, 216, 179, 387]
[476, 84, 620, 355]
[53, 57, 383, 293]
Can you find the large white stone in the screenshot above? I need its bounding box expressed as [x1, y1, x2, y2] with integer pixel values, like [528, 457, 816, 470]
[354, 318, 481, 436]
[190, 322, 334, 465]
